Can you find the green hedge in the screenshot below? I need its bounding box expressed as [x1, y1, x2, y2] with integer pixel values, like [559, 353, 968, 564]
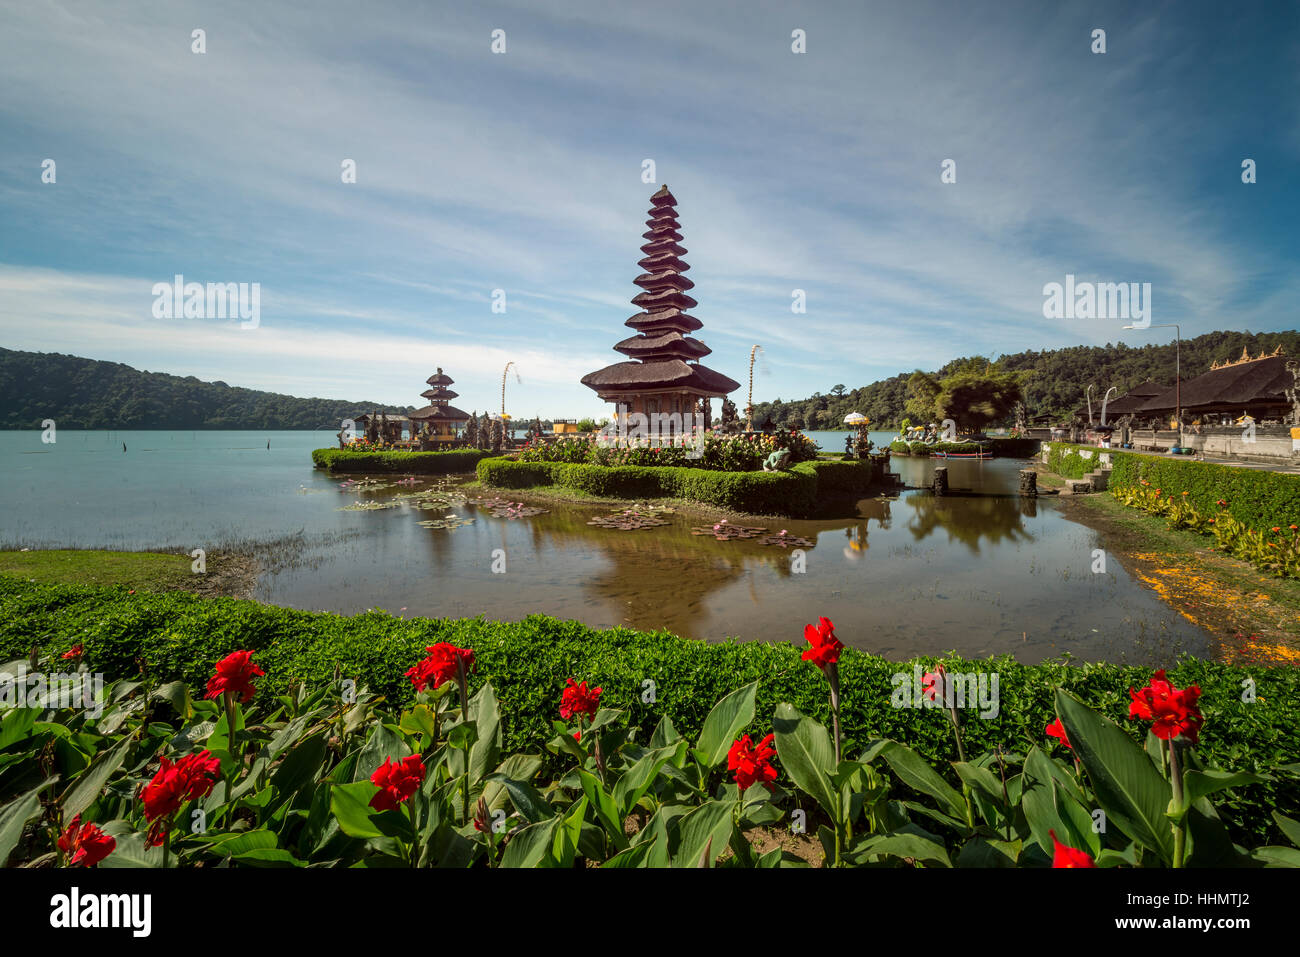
[476, 457, 880, 516]
[1109, 451, 1300, 530]
[312, 448, 492, 474]
[889, 440, 987, 455]
[1, 576, 1295, 845]
[1044, 443, 1300, 528]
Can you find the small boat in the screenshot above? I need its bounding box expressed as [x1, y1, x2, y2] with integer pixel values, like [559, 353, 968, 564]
[932, 450, 993, 459]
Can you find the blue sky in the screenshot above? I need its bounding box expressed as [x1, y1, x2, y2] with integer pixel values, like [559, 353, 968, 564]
[1, 0, 1297, 419]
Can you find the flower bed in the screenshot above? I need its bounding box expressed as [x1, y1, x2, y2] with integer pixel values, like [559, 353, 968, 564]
[517, 430, 819, 472]
[1, 598, 1295, 868]
[2, 577, 1296, 849]
[312, 448, 492, 474]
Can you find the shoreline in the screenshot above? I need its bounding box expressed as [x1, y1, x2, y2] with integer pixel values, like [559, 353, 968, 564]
[1029, 467, 1300, 664]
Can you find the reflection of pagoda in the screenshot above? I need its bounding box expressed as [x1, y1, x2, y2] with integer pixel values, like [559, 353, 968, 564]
[408, 368, 471, 444]
[581, 186, 739, 425]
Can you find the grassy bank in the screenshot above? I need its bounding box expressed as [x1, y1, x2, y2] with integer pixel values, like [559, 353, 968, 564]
[0, 549, 256, 598]
[2, 575, 1296, 845]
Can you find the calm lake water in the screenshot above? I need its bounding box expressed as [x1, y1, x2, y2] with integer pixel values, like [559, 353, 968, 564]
[1, 429, 1212, 664]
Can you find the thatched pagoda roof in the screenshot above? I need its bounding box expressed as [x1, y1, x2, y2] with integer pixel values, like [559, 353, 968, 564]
[1104, 380, 1168, 416]
[407, 403, 472, 422]
[581, 360, 739, 393]
[425, 368, 454, 386]
[1138, 352, 1295, 413]
[650, 186, 677, 207]
[421, 388, 459, 400]
[582, 186, 738, 400]
[614, 332, 712, 359]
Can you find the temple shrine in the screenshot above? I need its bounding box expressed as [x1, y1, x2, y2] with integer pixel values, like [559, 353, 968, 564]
[581, 186, 739, 427]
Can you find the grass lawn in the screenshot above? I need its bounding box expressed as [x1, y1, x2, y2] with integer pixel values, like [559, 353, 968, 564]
[0, 549, 254, 597]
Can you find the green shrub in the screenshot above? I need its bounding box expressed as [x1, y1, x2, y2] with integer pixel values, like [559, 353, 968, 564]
[312, 448, 491, 474]
[477, 457, 823, 515]
[2, 576, 1295, 846]
[1044, 443, 1300, 529]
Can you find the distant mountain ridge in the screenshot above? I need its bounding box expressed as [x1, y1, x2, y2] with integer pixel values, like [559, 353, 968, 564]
[748, 329, 1300, 430]
[0, 348, 412, 430]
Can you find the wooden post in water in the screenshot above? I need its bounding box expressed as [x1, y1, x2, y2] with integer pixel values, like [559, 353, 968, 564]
[1019, 468, 1037, 497]
[932, 466, 948, 496]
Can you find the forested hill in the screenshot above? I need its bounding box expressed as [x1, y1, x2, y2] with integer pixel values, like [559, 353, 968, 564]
[0, 349, 412, 430]
[749, 329, 1300, 430]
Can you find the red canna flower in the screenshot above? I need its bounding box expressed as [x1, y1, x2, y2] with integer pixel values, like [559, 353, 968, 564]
[406, 642, 475, 692]
[142, 750, 222, 838]
[1272, 527, 1281, 533]
[204, 650, 264, 703]
[728, 733, 778, 792]
[58, 815, 115, 866]
[369, 754, 426, 811]
[560, 678, 602, 722]
[61, 644, 83, 661]
[921, 665, 950, 703]
[1045, 718, 1072, 750]
[801, 617, 843, 671]
[1049, 829, 1096, 868]
[1128, 669, 1203, 743]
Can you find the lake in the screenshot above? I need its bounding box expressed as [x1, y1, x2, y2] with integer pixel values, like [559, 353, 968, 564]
[1, 429, 1211, 664]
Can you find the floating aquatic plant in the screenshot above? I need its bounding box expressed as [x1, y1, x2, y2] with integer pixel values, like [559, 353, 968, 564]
[691, 520, 767, 541]
[587, 506, 672, 530]
[756, 529, 816, 548]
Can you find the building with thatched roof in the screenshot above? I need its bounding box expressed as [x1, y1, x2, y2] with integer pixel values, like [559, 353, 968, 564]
[407, 367, 471, 442]
[1137, 349, 1298, 422]
[1104, 380, 1168, 417]
[581, 186, 739, 425]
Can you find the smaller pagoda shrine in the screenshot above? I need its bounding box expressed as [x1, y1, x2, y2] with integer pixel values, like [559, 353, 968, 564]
[581, 186, 740, 428]
[408, 368, 472, 446]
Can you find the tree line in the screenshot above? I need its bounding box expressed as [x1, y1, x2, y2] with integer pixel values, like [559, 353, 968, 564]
[0, 349, 411, 430]
[748, 329, 1299, 431]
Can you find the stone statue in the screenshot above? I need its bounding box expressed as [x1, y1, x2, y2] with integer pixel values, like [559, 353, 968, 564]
[855, 426, 872, 459]
[720, 397, 739, 432]
[490, 418, 504, 452]
[762, 448, 791, 471]
[466, 412, 479, 448]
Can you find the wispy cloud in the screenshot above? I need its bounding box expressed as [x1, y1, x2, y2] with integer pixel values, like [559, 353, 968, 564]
[0, 0, 1295, 415]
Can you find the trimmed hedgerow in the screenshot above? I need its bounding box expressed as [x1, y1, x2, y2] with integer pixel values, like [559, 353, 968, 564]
[1044, 443, 1300, 529]
[1109, 450, 1300, 530]
[889, 441, 988, 455]
[1, 576, 1295, 845]
[311, 448, 492, 474]
[475, 457, 881, 516]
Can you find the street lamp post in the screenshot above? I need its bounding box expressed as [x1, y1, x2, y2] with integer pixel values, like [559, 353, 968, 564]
[1124, 323, 1181, 449]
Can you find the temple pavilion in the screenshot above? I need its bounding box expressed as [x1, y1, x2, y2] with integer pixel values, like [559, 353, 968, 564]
[408, 368, 472, 443]
[581, 186, 740, 427]
[1136, 348, 1298, 424]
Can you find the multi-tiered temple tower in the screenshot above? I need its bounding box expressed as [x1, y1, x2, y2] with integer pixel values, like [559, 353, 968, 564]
[581, 186, 739, 425]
